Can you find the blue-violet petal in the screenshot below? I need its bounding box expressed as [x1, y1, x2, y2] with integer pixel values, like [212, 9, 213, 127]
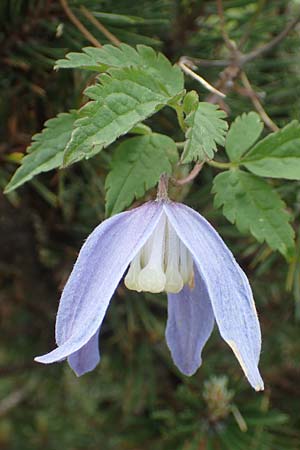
[166, 266, 215, 376]
[35, 201, 164, 365]
[68, 329, 100, 376]
[164, 202, 264, 391]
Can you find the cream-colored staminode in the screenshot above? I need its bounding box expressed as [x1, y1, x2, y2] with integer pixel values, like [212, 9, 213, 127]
[125, 214, 194, 294]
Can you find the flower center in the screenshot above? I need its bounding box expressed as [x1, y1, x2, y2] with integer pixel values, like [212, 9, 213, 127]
[125, 214, 194, 294]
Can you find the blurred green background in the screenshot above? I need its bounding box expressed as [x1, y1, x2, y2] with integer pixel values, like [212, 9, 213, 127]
[1, 0, 300, 449]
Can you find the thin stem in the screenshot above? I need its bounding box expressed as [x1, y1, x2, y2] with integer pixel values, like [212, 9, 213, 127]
[179, 60, 226, 98]
[179, 56, 229, 68]
[175, 142, 185, 148]
[230, 405, 248, 432]
[286, 255, 297, 292]
[157, 174, 169, 200]
[175, 105, 187, 133]
[240, 72, 278, 132]
[171, 163, 204, 186]
[59, 0, 102, 48]
[80, 6, 121, 46]
[286, 226, 300, 295]
[207, 160, 233, 169]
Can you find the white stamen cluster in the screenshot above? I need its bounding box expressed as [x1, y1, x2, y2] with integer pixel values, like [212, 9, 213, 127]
[125, 215, 194, 294]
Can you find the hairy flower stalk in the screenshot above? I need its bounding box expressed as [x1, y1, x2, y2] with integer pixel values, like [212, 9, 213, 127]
[35, 192, 264, 391]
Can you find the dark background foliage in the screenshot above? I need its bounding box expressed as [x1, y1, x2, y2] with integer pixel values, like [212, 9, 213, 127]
[1, 0, 300, 449]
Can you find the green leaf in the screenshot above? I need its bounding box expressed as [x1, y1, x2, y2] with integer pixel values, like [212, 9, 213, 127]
[55, 43, 184, 97]
[105, 134, 178, 216]
[242, 120, 300, 180]
[92, 12, 168, 26]
[181, 102, 228, 163]
[55, 44, 139, 71]
[64, 67, 181, 166]
[4, 111, 77, 193]
[182, 90, 199, 115]
[225, 112, 263, 161]
[212, 169, 295, 258]
[55, 48, 107, 72]
[129, 123, 152, 135]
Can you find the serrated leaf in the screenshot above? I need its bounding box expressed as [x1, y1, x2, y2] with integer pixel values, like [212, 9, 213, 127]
[55, 43, 184, 97]
[225, 112, 263, 161]
[64, 67, 181, 166]
[105, 134, 178, 216]
[212, 169, 295, 258]
[55, 48, 107, 71]
[4, 111, 77, 193]
[242, 121, 300, 180]
[181, 102, 228, 163]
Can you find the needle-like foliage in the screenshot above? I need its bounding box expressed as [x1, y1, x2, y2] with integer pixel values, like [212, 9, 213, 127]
[1, 1, 300, 449]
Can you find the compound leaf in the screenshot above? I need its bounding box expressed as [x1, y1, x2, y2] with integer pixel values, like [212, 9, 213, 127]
[212, 169, 295, 259]
[63, 67, 181, 166]
[55, 43, 184, 97]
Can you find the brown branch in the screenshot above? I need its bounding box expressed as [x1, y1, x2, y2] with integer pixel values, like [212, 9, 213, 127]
[240, 72, 278, 132]
[59, 0, 102, 48]
[182, 12, 300, 71]
[172, 5, 298, 186]
[205, 64, 241, 105]
[241, 14, 300, 64]
[171, 163, 204, 186]
[216, 0, 236, 52]
[80, 6, 121, 46]
[203, 10, 300, 109]
[173, 12, 296, 184]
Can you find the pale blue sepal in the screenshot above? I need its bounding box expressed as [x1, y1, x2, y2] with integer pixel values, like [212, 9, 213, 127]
[68, 329, 100, 376]
[35, 201, 164, 366]
[166, 266, 215, 376]
[164, 202, 264, 391]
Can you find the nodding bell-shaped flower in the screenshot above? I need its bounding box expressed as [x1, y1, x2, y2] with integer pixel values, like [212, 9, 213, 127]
[35, 190, 264, 391]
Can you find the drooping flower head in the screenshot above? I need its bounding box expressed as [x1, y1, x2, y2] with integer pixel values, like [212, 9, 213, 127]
[35, 186, 264, 391]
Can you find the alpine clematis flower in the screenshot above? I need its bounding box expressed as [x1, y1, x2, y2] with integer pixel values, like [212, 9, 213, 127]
[35, 193, 264, 391]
